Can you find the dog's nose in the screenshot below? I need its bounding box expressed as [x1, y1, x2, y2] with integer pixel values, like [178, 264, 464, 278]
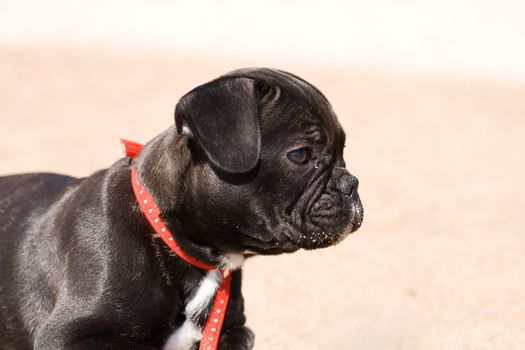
[337, 173, 358, 195]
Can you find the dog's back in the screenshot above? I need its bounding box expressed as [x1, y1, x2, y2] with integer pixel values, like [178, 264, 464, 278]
[0, 173, 76, 237]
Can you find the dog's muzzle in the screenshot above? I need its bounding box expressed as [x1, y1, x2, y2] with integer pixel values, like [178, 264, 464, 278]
[300, 167, 363, 249]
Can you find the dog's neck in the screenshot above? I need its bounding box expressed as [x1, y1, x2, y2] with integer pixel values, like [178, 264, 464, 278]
[131, 127, 244, 271]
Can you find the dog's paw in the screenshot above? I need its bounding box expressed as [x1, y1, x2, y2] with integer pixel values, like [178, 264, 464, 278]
[217, 326, 255, 350]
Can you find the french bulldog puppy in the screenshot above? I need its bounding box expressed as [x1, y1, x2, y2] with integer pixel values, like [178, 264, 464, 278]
[0, 68, 363, 350]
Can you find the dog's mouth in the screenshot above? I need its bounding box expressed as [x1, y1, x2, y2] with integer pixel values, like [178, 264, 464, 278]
[301, 193, 363, 249]
[284, 172, 363, 251]
[350, 197, 364, 232]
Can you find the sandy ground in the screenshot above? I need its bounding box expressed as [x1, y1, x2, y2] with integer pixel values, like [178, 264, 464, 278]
[1, 47, 524, 349]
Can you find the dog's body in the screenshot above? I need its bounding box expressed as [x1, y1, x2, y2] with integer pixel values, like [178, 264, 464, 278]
[0, 68, 363, 349]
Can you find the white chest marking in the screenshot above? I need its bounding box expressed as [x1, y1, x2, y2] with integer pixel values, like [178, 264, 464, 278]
[163, 270, 221, 350]
[163, 256, 245, 350]
[221, 253, 245, 270]
[162, 321, 201, 350]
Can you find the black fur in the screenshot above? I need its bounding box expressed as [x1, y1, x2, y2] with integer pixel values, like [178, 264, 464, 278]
[0, 68, 362, 349]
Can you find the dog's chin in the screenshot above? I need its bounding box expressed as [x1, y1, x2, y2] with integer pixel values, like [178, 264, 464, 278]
[241, 226, 352, 255]
[295, 226, 349, 250]
[297, 221, 361, 250]
[241, 240, 299, 256]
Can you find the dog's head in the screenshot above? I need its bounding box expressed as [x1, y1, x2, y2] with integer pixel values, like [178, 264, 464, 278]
[173, 68, 363, 255]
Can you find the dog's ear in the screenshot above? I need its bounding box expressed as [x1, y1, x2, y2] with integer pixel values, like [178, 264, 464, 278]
[175, 77, 261, 173]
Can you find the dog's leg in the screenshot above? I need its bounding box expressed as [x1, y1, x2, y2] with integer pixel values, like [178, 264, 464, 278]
[33, 318, 158, 350]
[217, 326, 255, 350]
[215, 270, 255, 350]
[34, 335, 158, 350]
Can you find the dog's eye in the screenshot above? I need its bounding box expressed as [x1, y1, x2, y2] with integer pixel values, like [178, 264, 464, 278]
[287, 148, 310, 164]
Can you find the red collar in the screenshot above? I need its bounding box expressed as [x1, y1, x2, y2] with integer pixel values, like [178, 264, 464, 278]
[121, 138, 230, 350]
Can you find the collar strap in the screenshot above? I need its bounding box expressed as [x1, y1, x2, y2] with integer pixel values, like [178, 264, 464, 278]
[121, 138, 231, 350]
[131, 166, 215, 270]
[122, 138, 214, 270]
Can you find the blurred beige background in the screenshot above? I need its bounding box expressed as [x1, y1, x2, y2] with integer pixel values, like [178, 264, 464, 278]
[1, 1, 524, 349]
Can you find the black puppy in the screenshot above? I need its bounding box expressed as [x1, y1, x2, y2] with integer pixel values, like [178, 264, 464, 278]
[0, 68, 363, 350]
